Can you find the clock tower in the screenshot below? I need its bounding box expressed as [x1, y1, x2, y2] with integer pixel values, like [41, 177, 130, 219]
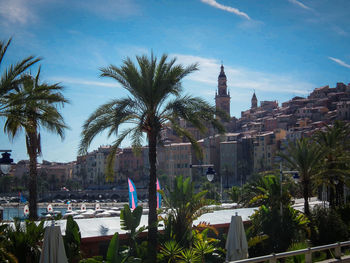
[215, 64, 230, 118]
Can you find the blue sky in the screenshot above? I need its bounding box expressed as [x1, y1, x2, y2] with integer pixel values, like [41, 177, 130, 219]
[1, 0, 349, 163]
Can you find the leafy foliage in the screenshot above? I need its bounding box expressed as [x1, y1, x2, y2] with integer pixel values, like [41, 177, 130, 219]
[225, 186, 241, 203]
[63, 215, 82, 262]
[4, 219, 45, 263]
[247, 205, 309, 256]
[0, 38, 40, 112]
[310, 207, 349, 246]
[120, 205, 147, 258]
[78, 53, 226, 261]
[0, 224, 18, 263]
[286, 242, 308, 263]
[159, 240, 183, 263]
[160, 176, 213, 247]
[314, 121, 350, 208]
[278, 137, 322, 216]
[248, 175, 291, 209]
[106, 233, 121, 263]
[2, 68, 69, 219]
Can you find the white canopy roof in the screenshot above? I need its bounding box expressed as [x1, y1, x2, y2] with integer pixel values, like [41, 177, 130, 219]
[55, 207, 257, 238]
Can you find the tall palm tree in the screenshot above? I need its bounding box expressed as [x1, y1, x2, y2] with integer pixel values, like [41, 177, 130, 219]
[3, 68, 68, 220]
[314, 121, 350, 207]
[278, 138, 322, 217]
[79, 53, 226, 261]
[0, 38, 40, 112]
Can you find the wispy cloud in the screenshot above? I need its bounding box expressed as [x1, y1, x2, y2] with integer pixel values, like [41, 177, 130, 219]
[172, 54, 313, 96]
[49, 77, 120, 88]
[331, 26, 348, 36]
[0, 0, 37, 25]
[328, 57, 350, 69]
[288, 0, 312, 10]
[200, 0, 250, 20]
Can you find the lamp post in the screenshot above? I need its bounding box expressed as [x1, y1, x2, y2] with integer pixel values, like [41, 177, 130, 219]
[205, 166, 223, 202]
[206, 167, 215, 182]
[0, 150, 13, 175]
[279, 162, 299, 216]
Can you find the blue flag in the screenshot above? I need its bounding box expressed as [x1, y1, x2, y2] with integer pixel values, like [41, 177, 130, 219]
[19, 192, 27, 203]
[156, 178, 162, 209]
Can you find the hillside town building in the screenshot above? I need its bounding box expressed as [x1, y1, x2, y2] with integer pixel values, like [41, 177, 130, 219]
[10, 65, 350, 191]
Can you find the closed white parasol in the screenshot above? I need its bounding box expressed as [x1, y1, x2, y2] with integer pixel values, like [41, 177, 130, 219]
[40, 226, 68, 263]
[225, 214, 249, 262]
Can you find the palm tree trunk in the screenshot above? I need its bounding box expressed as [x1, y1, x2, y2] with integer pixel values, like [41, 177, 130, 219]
[329, 186, 335, 209]
[336, 182, 344, 207]
[303, 179, 310, 217]
[27, 132, 38, 220]
[148, 131, 158, 262]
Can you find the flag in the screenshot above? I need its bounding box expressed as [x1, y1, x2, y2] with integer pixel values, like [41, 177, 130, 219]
[128, 178, 138, 210]
[19, 192, 27, 203]
[156, 178, 162, 209]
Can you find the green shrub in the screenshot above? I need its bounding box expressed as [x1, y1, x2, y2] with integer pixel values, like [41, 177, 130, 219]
[63, 215, 82, 262]
[79, 256, 103, 263]
[4, 219, 45, 263]
[247, 205, 309, 256]
[310, 207, 348, 246]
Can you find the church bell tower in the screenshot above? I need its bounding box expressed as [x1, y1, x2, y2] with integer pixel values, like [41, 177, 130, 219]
[215, 64, 230, 118]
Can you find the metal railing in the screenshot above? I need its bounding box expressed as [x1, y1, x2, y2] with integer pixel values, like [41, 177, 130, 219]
[230, 241, 350, 263]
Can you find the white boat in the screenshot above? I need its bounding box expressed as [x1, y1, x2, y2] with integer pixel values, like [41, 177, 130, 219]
[81, 209, 95, 218]
[96, 211, 111, 218]
[106, 210, 120, 216]
[77, 203, 87, 213]
[63, 211, 78, 218]
[23, 205, 29, 217]
[47, 204, 53, 213]
[67, 203, 73, 212]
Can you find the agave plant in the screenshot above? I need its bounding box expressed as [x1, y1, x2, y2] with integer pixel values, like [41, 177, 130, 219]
[178, 248, 201, 263]
[192, 227, 220, 263]
[159, 240, 183, 263]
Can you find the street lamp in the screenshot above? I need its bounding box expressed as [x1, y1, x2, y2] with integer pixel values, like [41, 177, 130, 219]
[279, 162, 299, 216]
[206, 167, 215, 182]
[206, 167, 223, 202]
[0, 150, 13, 175]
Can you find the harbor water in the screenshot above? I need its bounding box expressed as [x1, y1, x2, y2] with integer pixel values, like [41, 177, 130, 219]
[2, 206, 67, 221]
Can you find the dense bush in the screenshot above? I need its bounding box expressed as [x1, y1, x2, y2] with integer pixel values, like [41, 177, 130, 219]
[4, 219, 45, 263]
[64, 215, 82, 262]
[247, 205, 309, 256]
[310, 206, 349, 246]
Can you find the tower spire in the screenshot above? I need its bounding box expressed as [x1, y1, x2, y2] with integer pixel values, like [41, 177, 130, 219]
[251, 90, 257, 109]
[215, 64, 230, 118]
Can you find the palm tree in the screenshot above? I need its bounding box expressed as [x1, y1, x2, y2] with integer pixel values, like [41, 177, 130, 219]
[314, 121, 350, 207]
[278, 138, 322, 217]
[79, 53, 225, 261]
[248, 175, 291, 210]
[0, 38, 40, 112]
[160, 176, 213, 247]
[3, 68, 68, 220]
